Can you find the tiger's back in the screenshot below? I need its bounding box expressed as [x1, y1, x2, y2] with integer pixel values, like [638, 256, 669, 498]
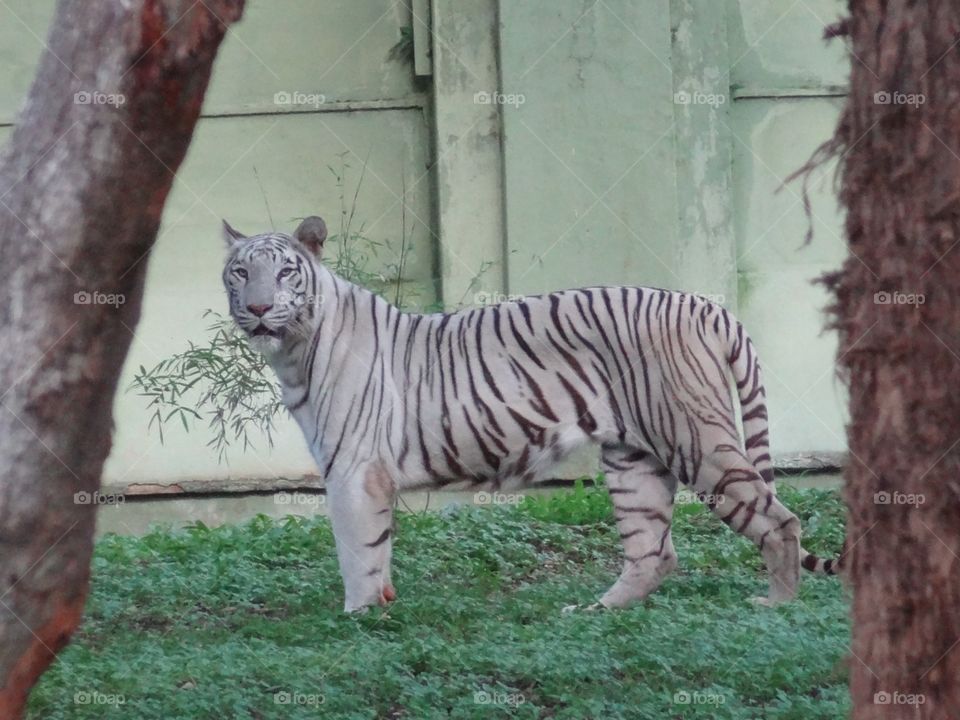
[381, 286, 752, 497]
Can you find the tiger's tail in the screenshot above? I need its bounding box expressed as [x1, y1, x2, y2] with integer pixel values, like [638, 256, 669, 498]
[801, 549, 839, 575]
[726, 312, 842, 577]
[726, 315, 774, 484]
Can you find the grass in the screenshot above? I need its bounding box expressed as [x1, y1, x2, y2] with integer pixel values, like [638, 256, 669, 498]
[28, 483, 850, 719]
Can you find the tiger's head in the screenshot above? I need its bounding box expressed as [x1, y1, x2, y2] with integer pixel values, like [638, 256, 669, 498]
[221, 216, 328, 355]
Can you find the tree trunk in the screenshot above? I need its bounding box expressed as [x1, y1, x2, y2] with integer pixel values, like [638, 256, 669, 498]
[813, 2, 960, 717]
[0, 1, 244, 716]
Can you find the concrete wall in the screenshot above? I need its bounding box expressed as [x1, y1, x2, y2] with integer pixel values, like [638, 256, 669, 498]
[498, 1, 680, 295]
[431, 0, 508, 305]
[0, 1, 437, 487]
[0, 0, 850, 490]
[727, 0, 848, 456]
[495, 0, 849, 461]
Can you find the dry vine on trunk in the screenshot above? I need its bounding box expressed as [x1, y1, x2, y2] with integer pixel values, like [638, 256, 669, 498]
[799, 2, 960, 717]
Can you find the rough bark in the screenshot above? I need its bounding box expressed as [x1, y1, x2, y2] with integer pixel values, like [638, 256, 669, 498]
[0, 1, 244, 716]
[805, 2, 960, 717]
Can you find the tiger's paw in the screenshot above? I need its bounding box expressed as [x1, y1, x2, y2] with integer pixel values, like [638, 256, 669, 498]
[750, 596, 780, 608]
[344, 584, 396, 613]
[561, 602, 606, 614]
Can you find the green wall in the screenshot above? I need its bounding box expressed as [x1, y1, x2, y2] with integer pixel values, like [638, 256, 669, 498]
[0, 0, 849, 486]
[499, 0, 679, 294]
[727, 0, 848, 458]
[0, 0, 437, 486]
[494, 0, 849, 460]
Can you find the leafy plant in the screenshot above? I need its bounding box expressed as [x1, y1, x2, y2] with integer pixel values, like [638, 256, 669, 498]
[387, 26, 415, 65]
[130, 311, 281, 462]
[519, 475, 613, 526]
[324, 152, 431, 310]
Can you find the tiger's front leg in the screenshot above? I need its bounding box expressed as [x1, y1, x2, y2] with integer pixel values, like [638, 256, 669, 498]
[325, 462, 397, 612]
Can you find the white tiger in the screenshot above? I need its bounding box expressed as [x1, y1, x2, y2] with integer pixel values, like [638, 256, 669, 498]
[221, 217, 838, 612]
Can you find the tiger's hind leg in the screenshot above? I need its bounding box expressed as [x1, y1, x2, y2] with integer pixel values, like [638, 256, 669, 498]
[597, 447, 678, 609]
[695, 446, 801, 605]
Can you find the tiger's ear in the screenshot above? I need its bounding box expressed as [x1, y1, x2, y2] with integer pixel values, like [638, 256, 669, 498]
[294, 216, 327, 258]
[222, 220, 247, 247]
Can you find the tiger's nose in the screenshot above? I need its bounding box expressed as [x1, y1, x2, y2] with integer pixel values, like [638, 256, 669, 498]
[247, 303, 273, 317]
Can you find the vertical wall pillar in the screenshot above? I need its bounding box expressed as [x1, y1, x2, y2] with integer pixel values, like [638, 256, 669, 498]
[670, 0, 738, 311]
[430, 0, 507, 307]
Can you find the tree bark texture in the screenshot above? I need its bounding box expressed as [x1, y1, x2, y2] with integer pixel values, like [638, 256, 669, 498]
[812, 2, 960, 717]
[0, 1, 244, 716]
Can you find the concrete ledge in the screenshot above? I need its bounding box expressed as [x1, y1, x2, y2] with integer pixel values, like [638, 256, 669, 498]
[732, 86, 848, 100]
[105, 475, 324, 498]
[102, 453, 845, 499]
[775, 452, 846, 473]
